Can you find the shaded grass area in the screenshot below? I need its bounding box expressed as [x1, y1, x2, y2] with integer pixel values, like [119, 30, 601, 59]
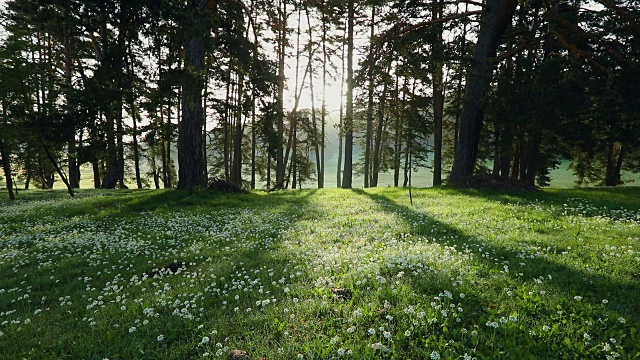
[0, 187, 639, 359]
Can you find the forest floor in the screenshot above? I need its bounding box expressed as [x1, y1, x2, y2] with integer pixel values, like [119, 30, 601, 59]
[0, 187, 639, 359]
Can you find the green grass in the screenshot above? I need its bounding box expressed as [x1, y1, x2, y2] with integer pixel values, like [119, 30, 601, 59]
[0, 187, 639, 359]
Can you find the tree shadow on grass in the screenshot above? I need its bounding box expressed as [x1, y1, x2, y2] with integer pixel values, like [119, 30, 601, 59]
[0, 189, 319, 359]
[351, 188, 639, 355]
[354, 189, 639, 314]
[453, 186, 640, 217]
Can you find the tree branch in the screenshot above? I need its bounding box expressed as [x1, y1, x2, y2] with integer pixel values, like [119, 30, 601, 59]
[373, 10, 483, 56]
[396, 10, 483, 37]
[86, 32, 103, 61]
[547, 8, 632, 66]
[495, 31, 550, 63]
[451, 0, 486, 8]
[595, 0, 640, 35]
[551, 29, 612, 76]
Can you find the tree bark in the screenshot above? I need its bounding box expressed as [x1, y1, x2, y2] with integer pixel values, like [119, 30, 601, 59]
[251, 90, 257, 189]
[499, 127, 512, 178]
[0, 139, 15, 201]
[224, 71, 231, 181]
[320, 3, 327, 189]
[166, 101, 173, 188]
[449, 0, 518, 185]
[341, 0, 355, 189]
[525, 130, 541, 186]
[177, 0, 208, 189]
[364, 6, 376, 188]
[393, 75, 402, 187]
[42, 145, 74, 197]
[432, 0, 445, 187]
[116, 105, 126, 188]
[306, 7, 321, 189]
[230, 69, 244, 187]
[276, 0, 287, 186]
[64, 24, 79, 189]
[605, 141, 624, 186]
[371, 81, 388, 187]
[403, 132, 411, 187]
[337, 31, 346, 188]
[102, 111, 119, 188]
[131, 104, 143, 189]
[518, 135, 527, 181]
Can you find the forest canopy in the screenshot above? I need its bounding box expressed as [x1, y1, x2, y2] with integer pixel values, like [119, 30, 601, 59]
[0, 0, 638, 199]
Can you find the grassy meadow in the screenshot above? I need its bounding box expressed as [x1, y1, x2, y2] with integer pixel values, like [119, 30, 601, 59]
[0, 187, 639, 359]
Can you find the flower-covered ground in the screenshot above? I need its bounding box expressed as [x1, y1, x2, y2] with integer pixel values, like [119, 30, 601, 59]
[0, 187, 638, 359]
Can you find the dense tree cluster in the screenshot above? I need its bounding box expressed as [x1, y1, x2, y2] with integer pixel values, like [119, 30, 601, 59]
[0, 0, 638, 198]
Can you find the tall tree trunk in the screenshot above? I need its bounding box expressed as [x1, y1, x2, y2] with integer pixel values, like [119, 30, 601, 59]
[306, 7, 321, 189]
[282, 6, 311, 189]
[64, 25, 79, 189]
[337, 32, 346, 188]
[403, 132, 411, 187]
[454, 4, 470, 152]
[151, 154, 160, 189]
[341, 0, 355, 189]
[231, 69, 244, 187]
[267, 155, 271, 189]
[525, 130, 541, 186]
[203, 57, 210, 182]
[224, 71, 231, 181]
[492, 131, 501, 175]
[92, 160, 101, 188]
[177, 0, 208, 189]
[102, 111, 119, 188]
[372, 81, 388, 187]
[166, 101, 173, 188]
[131, 104, 143, 189]
[42, 144, 74, 197]
[364, 6, 376, 188]
[605, 141, 624, 186]
[292, 6, 305, 189]
[449, 0, 518, 184]
[250, 6, 258, 190]
[614, 143, 625, 185]
[393, 75, 402, 187]
[276, 0, 287, 186]
[292, 118, 298, 189]
[432, 0, 445, 187]
[511, 137, 520, 180]
[101, 4, 128, 189]
[24, 156, 32, 190]
[116, 105, 126, 188]
[320, 2, 327, 189]
[160, 108, 169, 187]
[500, 127, 512, 178]
[0, 138, 15, 201]
[251, 90, 257, 189]
[518, 135, 527, 181]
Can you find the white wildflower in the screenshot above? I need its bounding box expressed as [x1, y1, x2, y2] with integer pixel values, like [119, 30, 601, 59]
[370, 342, 390, 352]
